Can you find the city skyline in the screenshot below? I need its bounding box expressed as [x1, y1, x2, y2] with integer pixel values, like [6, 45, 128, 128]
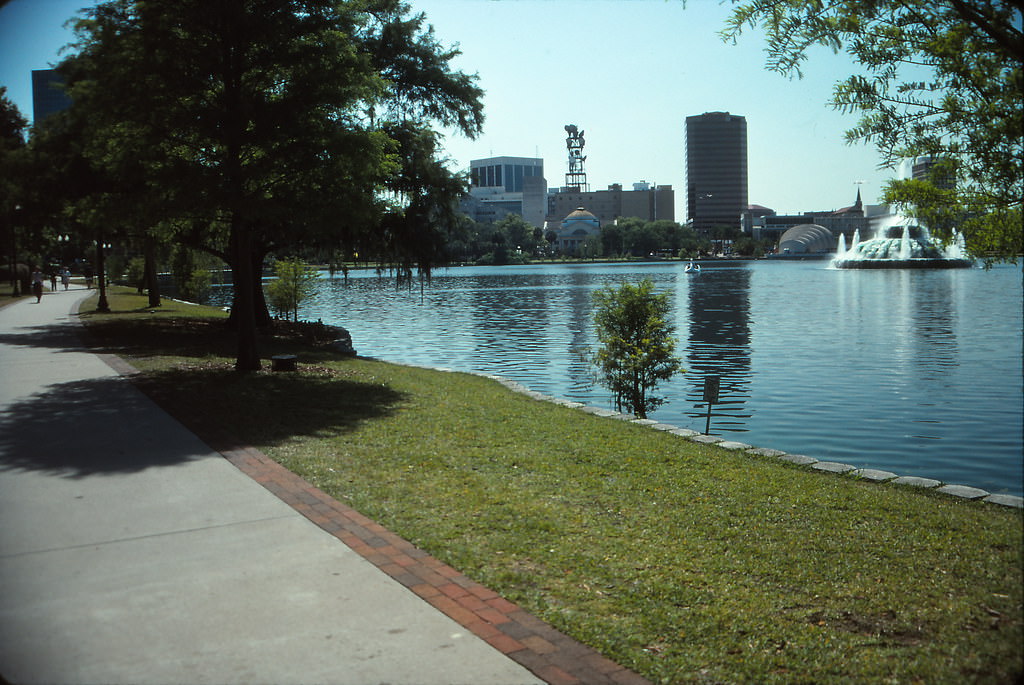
[1, 0, 901, 217]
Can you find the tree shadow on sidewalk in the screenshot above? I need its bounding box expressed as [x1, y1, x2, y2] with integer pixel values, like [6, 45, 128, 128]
[0, 323, 88, 357]
[0, 376, 202, 478]
[0, 366, 407, 478]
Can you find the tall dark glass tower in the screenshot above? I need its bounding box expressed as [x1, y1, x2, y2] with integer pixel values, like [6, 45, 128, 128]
[685, 112, 747, 235]
[32, 69, 72, 123]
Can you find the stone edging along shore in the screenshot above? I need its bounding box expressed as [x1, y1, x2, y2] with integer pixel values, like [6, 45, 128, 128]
[412, 365, 1022, 511]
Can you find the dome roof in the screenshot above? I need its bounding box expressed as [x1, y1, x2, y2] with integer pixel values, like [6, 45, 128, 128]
[778, 223, 834, 254]
[565, 206, 597, 220]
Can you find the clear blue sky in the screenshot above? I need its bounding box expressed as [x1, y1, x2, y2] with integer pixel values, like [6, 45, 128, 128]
[0, 0, 901, 216]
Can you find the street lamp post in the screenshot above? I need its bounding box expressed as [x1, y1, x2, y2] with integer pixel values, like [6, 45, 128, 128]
[9, 205, 21, 297]
[57, 234, 70, 267]
[96, 238, 111, 312]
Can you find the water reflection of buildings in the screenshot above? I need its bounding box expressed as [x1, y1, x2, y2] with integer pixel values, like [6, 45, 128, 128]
[565, 271, 597, 397]
[468, 274, 552, 382]
[684, 265, 752, 432]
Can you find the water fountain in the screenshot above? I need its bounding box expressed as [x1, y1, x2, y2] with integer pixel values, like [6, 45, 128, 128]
[833, 223, 973, 269]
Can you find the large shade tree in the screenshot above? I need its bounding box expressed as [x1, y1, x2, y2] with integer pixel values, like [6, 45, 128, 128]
[60, 0, 483, 369]
[723, 0, 1023, 262]
[1, 88, 28, 291]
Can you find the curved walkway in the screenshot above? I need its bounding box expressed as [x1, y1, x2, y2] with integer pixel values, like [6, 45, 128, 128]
[0, 287, 648, 685]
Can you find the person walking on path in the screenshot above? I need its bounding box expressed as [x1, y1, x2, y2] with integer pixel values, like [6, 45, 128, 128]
[61, 267, 71, 290]
[30, 267, 44, 303]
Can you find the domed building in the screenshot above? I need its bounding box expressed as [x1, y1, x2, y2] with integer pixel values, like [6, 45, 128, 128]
[554, 207, 600, 254]
[778, 223, 835, 256]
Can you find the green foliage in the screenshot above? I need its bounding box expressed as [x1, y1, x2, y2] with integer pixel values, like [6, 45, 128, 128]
[170, 246, 214, 304]
[601, 218, 709, 258]
[1, 88, 28, 269]
[183, 269, 212, 305]
[125, 256, 145, 292]
[0, 87, 27, 148]
[723, 1, 1023, 262]
[56, 0, 484, 370]
[265, 258, 319, 322]
[591, 279, 683, 418]
[105, 253, 127, 285]
[580, 235, 602, 259]
[494, 214, 542, 255]
[732, 235, 772, 258]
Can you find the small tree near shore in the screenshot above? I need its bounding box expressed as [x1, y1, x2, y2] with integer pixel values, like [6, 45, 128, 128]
[266, 259, 319, 323]
[592, 279, 682, 419]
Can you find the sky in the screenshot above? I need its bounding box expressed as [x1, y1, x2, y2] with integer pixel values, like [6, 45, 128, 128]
[0, 0, 905, 216]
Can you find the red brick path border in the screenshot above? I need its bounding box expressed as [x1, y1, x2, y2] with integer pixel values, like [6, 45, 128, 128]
[98, 352, 651, 685]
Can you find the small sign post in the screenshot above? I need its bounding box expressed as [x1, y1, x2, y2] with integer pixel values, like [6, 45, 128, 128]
[702, 375, 720, 434]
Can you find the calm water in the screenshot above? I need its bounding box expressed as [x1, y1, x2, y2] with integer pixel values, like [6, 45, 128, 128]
[239, 261, 1024, 495]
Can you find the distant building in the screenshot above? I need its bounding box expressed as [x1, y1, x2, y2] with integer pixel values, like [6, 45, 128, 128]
[912, 156, 955, 190]
[553, 207, 600, 254]
[547, 183, 674, 226]
[777, 224, 835, 255]
[470, 156, 545, 193]
[745, 190, 900, 251]
[461, 156, 547, 227]
[685, 112, 748, 235]
[747, 190, 866, 244]
[31, 69, 71, 123]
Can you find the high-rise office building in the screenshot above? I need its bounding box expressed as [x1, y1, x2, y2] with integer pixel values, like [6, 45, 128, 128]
[685, 112, 747, 235]
[911, 156, 955, 190]
[32, 69, 72, 123]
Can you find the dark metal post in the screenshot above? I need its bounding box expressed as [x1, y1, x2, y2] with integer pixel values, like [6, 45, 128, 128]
[702, 375, 720, 434]
[96, 236, 110, 312]
[9, 205, 20, 296]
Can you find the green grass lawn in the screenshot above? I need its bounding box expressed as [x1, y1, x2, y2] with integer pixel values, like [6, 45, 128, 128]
[81, 289, 1023, 684]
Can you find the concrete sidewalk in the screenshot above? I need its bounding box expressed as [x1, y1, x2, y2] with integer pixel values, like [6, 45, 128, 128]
[0, 287, 546, 685]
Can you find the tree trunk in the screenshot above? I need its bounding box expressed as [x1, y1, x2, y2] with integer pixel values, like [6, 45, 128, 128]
[252, 247, 271, 327]
[144, 236, 161, 307]
[230, 220, 261, 371]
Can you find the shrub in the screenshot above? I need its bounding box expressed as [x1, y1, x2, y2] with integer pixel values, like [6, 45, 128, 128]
[592, 279, 682, 418]
[266, 258, 319, 322]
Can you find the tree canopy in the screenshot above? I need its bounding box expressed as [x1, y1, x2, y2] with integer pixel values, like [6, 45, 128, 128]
[0, 87, 27, 222]
[1, 88, 28, 288]
[723, 0, 1023, 261]
[56, 0, 483, 369]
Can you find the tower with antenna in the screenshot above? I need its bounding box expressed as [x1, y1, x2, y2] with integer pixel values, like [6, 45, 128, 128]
[564, 124, 589, 192]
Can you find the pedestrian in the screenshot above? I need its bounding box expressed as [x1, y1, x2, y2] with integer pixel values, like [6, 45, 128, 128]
[61, 267, 71, 290]
[31, 267, 44, 303]
[84, 264, 94, 289]
[50, 271, 58, 291]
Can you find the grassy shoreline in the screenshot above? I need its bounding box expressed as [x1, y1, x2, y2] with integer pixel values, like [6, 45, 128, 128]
[79, 289, 1022, 684]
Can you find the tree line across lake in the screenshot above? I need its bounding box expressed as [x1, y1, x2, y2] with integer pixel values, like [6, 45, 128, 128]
[451, 214, 770, 265]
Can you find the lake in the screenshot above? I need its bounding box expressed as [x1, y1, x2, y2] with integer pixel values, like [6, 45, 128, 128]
[232, 260, 1024, 495]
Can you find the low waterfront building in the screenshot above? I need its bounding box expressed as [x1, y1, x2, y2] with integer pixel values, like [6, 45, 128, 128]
[547, 182, 674, 226]
[554, 207, 600, 254]
[777, 224, 835, 256]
